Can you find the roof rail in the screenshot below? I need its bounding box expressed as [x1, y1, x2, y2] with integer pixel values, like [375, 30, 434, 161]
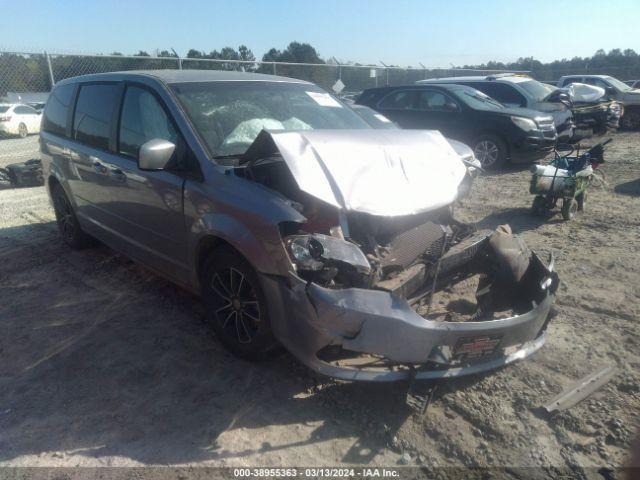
[485, 73, 519, 80]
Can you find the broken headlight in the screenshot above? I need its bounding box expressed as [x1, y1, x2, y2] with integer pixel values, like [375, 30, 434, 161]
[285, 234, 372, 286]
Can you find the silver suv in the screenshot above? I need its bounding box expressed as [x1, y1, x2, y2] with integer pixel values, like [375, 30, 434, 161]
[558, 75, 640, 130]
[41, 70, 558, 382]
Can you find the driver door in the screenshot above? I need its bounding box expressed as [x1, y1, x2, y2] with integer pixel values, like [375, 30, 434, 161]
[102, 84, 191, 283]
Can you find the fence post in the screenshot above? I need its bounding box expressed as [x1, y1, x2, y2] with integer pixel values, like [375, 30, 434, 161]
[44, 51, 55, 88]
[385, 68, 389, 86]
[273, 63, 276, 75]
[177, 57, 183, 70]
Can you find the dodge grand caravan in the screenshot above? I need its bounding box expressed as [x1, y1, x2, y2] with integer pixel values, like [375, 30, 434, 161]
[41, 70, 558, 382]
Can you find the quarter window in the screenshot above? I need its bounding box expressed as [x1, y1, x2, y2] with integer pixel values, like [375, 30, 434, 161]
[72, 83, 119, 150]
[42, 84, 75, 136]
[378, 90, 416, 110]
[118, 86, 177, 158]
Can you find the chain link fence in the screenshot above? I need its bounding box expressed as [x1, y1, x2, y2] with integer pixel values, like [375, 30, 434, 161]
[2, 48, 637, 173]
[0, 49, 531, 173]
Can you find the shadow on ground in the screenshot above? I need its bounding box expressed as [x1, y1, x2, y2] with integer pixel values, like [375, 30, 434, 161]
[474, 207, 563, 234]
[614, 178, 640, 197]
[0, 221, 416, 465]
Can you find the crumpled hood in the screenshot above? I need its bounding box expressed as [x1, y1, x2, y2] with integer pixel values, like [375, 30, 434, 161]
[243, 129, 467, 216]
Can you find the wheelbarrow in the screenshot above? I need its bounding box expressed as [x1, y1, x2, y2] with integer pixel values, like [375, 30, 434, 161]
[530, 139, 611, 221]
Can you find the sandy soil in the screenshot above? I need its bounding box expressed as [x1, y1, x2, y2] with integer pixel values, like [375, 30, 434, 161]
[0, 132, 638, 474]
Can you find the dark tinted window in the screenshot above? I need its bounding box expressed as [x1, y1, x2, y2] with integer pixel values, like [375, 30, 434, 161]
[378, 90, 416, 110]
[561, 77, 580, 87]
[119, 86, 178, 158]
[73, 83, 119, 150]
[416, 90, 459, 111]
[584, 77, 610, 89]
[471, 83, 526, 107]
[42, 84, 75, 136]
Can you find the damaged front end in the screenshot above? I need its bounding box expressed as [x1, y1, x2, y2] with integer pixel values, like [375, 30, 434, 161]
[239, 129, 559, 381]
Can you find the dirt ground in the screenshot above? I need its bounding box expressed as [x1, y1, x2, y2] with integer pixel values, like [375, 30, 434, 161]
[0, 132, 639, 475]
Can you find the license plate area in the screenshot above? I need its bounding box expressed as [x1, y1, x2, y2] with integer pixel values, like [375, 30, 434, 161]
[453, 335, 503, 361]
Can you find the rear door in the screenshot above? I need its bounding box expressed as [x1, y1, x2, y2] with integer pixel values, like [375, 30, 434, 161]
[374, 89, 420, 128]
[67, 82, 121, 229]
[14, 105, 41, 132]
[102, 83, 189, 282]
[413, 89, 464, 136]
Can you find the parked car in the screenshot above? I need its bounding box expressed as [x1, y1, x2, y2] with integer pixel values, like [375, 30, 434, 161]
[624, 80, 640, 89]
[419, 74, 622, 139]
[557, 75, 640, 130]
[356, 83, 557, 169]
[349, 103, 481, 196]
[0, 103, 41, 138]
[41, 70, 558, 382]
[27, 101, 47, 113]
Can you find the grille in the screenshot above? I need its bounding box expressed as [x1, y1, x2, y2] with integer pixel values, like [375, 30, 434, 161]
[379, 221, 446, 270]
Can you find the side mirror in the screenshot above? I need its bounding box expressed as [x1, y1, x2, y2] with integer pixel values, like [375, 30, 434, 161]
[138, 139, 175, 170]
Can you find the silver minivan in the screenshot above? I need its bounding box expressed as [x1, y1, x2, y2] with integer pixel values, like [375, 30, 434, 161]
[41, 70, 558, 382]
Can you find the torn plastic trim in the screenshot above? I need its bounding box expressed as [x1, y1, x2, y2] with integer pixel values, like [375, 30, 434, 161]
[308, 333, 548, 382]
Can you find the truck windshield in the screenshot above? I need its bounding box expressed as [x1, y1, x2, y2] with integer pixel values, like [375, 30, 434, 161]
[604, 76, 631, 92]
[518, 80, 557, 102]
[170, 81, 369, 158]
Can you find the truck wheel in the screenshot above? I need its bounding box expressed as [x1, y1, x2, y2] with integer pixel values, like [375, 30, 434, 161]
[561, 197, 578, 221]
[18, 123, 28, 138]
[201, 246, 279, 360]
[51, 183, 94, 249]
[473, 135, 507, 170]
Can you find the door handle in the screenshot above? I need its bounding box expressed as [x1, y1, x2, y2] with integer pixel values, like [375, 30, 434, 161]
[92, 160, 107, 174]
[110, 168, 127, 182]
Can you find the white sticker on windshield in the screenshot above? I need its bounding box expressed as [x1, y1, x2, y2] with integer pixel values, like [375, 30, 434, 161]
[306, 91, 342, 107]
[374, 113, 391, 123]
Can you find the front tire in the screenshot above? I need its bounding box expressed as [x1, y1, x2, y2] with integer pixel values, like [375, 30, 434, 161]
[201, 247, 278, 360]
[51, 183, 94, 249]
[473, 135, 507, 170]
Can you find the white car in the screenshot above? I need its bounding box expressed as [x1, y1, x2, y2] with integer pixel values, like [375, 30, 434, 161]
[0, 103, 42, 138]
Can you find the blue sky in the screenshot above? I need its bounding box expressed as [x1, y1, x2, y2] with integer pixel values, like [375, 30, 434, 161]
[4, 0, 640, 66]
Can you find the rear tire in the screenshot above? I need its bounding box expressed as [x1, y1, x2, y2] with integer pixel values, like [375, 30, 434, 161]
[473, 135, 507, 170]
[201, 246, 279, 360]
[51, 182, 94, 249]
[561, 197, 578, 221]
[531, 195, 547, 216]
[18, 123, 28, 138]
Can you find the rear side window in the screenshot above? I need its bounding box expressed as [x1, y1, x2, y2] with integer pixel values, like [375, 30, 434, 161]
[378, 90, 417, 110]
[416, 90, 459, 111]
[15, 105, 38, 114]
[118, 86, 177, 158]
[42, 84, 75, 136]
[561, 78, 581, 87]
[73, 83, 119, 150]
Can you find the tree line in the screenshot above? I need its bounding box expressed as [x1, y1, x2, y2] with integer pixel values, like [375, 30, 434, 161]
[2, 44, 640, 97]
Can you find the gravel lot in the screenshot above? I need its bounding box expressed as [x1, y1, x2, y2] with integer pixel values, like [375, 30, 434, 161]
[0, 132, 638, 474]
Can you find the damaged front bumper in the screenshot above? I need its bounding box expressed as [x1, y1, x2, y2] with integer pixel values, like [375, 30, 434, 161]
[261, 253, 558, 382]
